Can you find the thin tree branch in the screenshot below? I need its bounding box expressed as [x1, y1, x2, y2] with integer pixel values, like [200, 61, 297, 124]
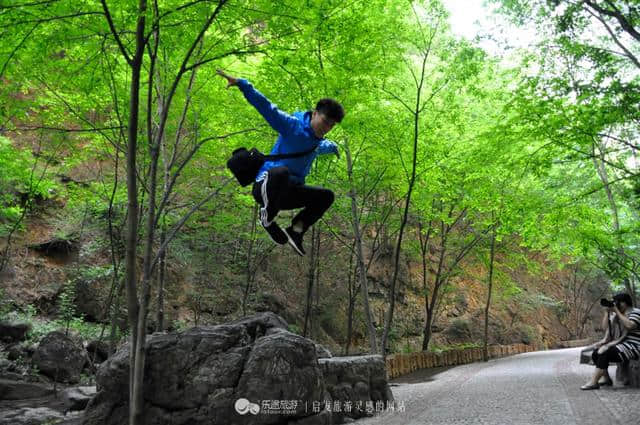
[100, 0, 132, 65]
[154, 127, 258, 225]
[150, 178, 232, 273]
[586, 7, 640, 69]
[0, 0, 60, 9]
[12, 125, 124, 133]
[584, 0, 640, 43]
[0, 22, 39, 80]
[0, 11, 102, 28]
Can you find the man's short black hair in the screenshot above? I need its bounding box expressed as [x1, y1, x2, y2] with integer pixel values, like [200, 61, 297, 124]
[315, 98, 345, 123]
[613, 293, 633, 307]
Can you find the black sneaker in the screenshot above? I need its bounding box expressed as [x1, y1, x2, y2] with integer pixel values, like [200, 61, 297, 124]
[284, 226, 305, 256]
[262, 222, 287, 245]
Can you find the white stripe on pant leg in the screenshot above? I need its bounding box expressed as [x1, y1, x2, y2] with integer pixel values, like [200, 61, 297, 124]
[260, 172, 271, 226]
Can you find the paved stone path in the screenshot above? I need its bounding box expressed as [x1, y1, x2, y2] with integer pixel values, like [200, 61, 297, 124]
[357, 348, 640, 425]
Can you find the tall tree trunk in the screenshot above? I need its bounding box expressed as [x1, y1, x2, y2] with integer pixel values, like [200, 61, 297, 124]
[346, 295, 355, 355]
[155, 57, 168, 332]
[133, 130, 157, 421]
[422, 313, 433, 352]
[117, 0, 146, 419]
[122, 2, 147, 422]
[109, 276, 124, 355]
[423, 274, 445, 352]
[156, 220, 166, 331]
[422, 217, 448, 351]
[345, 246, 356, 356]
[422, 278, 440, 351]
[106, 148, 123, 354]
[381, 35, 433, 354]
[381, 128, 418, 354]
[243, 205, 259, 316]
[483, 227, 496, 362]
[345, 141, 378, 353]
[591, 141, 635, 302]
[303, 226, 317, 337]
[418, 219, 433, 351]
[313, 230, 321, 338]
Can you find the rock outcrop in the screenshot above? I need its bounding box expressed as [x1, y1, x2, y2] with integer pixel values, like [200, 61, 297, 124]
[82, 312, 392, 425]
[0, 379, 53, 400]
[319, 355, 394, 423]
[0, 321, 31, 342]
[62, 386, 97, 412]
[32, 331, 89, 383]
[85, 340, 109, 364]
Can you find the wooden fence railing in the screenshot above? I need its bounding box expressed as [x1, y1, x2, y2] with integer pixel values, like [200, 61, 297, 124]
[386, 343, 539, 380]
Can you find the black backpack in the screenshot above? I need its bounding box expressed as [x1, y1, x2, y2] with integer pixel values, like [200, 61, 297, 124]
[226, 145, 317, 186]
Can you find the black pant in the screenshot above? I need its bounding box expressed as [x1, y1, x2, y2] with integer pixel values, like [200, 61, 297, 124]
[251, 166, 334, 233]
[592, 346, 623, 369]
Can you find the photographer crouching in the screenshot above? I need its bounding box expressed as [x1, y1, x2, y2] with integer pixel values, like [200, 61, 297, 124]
[581, 293, 640, 390]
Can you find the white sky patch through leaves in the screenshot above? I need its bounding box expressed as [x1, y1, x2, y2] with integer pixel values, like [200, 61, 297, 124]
[440, 0, 540, 59]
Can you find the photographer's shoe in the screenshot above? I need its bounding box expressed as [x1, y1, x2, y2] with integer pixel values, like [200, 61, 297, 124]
[284, 226, 305, 256]
[262, 222, 287, 245]
[580, 383, 600, 390]
[598, 377, 613, 386]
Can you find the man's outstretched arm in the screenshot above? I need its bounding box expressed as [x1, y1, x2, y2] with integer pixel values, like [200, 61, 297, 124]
[217, 69, 297, 136]
[317, 139, 339, 158]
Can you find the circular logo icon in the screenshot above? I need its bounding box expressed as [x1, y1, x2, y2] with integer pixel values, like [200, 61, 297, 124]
[235, 398, 260, 415]
[249, 403, 260, 415]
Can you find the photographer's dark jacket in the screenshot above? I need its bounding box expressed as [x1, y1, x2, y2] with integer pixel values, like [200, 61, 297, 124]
[616, 308, 640, 361]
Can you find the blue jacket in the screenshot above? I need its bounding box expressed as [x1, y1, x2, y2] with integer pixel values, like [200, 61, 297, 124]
[237, 79, 338, 185]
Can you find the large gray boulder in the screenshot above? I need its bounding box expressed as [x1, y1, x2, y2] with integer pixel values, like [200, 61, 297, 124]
[318, 355, 393, 422]
[75, 279, 108, 322]
[0, 321, 31, 342]
[86, 340, 110, 364]
[83, 312, 329, 425]
[32, 331, 89, 383]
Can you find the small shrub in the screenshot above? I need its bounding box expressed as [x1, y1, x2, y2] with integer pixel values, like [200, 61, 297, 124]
[75, 265, 113, 283]
[515, 324, 539, 345]
[446, 318, 472, 340]
[428, 341, 482, 354]
[57, 280, 78, 335]
[288, 324, 302, 335]
[171, 319, 189, 332]
[453, 292, 468, 308]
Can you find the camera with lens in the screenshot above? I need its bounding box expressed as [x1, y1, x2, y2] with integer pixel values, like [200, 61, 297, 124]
[600, 298, 615, 308]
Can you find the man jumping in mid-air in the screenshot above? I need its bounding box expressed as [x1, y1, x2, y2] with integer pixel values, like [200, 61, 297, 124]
[217, 69, 344, 256]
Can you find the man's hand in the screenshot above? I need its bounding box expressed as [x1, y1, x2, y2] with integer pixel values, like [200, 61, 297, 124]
[217, 69, 238, 88]
[598, 344, 609, 355]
